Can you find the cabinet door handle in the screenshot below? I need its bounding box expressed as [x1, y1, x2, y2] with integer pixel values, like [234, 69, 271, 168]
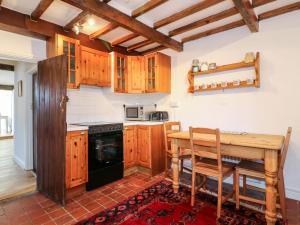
[80, 132, 86, 135]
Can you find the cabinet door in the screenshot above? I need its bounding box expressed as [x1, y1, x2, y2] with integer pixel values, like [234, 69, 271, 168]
[56, 34, 80, 89]
[98, 53, 111, 87]
[66, 131, 88, 189]
[156, 53, 171, 93]
[123, 126, 137, 169]
[145, 54, 157, 93]
[80, 46, 111, 87]
[114, 53, 127, 93]
[128, 56, 145, 93]
[137, 126, 151, 168]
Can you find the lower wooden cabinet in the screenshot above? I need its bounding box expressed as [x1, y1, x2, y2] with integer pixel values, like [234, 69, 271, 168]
[124, 126, 137, 169]
[137, 126, 151, 168]
[66, 130, 88, 189]
[123, 125, 165, 176]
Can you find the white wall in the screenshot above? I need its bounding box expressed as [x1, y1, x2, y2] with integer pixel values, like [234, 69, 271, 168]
[67, 87, 170, 124]
[14, 62, 35, 170]
[0, 30, 46, 63]
[162, 11, 300, 200]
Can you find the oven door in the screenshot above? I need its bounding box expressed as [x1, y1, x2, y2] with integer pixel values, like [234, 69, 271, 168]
[88, 131, 123, 171]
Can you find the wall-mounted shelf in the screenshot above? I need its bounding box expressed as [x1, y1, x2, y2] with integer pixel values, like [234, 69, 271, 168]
[188, 52, 260, 93]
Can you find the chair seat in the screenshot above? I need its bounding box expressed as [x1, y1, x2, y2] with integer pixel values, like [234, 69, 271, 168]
[237, 160, 265, 179]
[194, 159, 235, 177]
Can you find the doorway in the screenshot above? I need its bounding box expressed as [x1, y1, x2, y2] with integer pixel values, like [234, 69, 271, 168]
[0, 60, 36, 201]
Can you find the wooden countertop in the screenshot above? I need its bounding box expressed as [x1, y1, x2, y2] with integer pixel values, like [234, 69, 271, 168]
[168, 131, 284, 150]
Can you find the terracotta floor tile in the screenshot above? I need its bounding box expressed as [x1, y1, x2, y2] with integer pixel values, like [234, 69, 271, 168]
[54, 214, 75, 225]
[101, 200, 117, 209]
[31, 214, 52, 225]
[69, 208, 89, 220]
[83, 201, 101, 212]
[27, 207, 47, 220]
[48, 208, 68, 220]
[90, 205, 105, 215]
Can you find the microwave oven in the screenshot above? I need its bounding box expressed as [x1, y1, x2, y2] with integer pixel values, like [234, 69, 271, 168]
[124, 105, 156, 121]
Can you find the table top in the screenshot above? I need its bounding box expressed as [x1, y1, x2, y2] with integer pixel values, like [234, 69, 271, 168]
[168, 131, 284, 150]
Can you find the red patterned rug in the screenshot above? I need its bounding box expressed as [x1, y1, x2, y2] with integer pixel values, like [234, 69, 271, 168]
[76, 180, 283, 225]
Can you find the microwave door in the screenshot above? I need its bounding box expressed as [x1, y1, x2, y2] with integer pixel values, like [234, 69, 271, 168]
[126, 107, 141, 120]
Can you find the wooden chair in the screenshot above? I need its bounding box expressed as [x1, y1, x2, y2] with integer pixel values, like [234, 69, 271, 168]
[189, 127, 235, 218]
[163, 122, 191, 178]
[235, 127, 292, 223]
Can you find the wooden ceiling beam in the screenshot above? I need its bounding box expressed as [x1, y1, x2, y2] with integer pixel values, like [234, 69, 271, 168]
[64, 11, 89, 31]
[0, 7, 138, 55]
[182, 20, 245, 43]
[111, 33, 139, 46]
[169, 7, 238, 37]
[132, 0, 168, 18]
[89, 23, 118, 39]
[127, 40, 154, 51]
[258, 2, 300, 21]
[0, 64, 14, 71]
[232, 0, 259, 32]
[31, 0, 54, 21]
[141, 45, 167, 55]
[61, 0, 183, 52]
[252, 0, 275, 8]
[154, 0, 225, 29]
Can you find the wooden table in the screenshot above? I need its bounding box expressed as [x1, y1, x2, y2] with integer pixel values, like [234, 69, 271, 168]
[168, 131, 284, 225]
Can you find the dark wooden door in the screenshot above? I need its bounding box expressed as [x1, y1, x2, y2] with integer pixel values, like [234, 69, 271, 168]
[35, 55, 67, 205]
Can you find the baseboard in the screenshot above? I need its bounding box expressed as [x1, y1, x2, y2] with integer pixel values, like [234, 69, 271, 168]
[224, 177, 300, 201]
[286, 187, 300, 201]
[14, 155, 25, 170]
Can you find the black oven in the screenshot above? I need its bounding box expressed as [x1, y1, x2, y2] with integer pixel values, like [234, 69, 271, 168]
[89, 131, 123, 170]
[73, 122, 123, 191]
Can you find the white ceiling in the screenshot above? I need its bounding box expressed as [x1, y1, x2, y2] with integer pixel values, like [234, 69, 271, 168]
[1, 0, 299, 52]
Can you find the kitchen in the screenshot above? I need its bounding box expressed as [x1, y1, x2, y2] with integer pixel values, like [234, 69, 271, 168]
[0, 0, 300, 225]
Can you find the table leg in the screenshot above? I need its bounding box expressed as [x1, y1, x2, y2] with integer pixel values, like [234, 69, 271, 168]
[264, 149, 278, 225]
[171, 139, 179, 193]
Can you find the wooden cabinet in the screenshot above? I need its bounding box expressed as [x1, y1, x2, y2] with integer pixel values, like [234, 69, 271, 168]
[123, 126, 137, 169]
[127, 56, 145, 93]
[123, 125, 165, 176]
[114, 53, 127, 93]
[137, 126, 151, 168]
[145, 52, 171, 93]
[80, 46, 111, 87]
[66, 131, 88, 189]
[56, 34, 81, 89]
[114, 52, 171, 94]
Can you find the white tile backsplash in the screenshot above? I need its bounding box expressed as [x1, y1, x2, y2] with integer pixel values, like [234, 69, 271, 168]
[66, 86, 171, 124]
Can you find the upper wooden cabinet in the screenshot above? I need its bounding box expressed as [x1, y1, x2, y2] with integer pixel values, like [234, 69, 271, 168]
[114, 53, 127, 93]
[145, 52, 171, 93]
[114, 52, 171, 94]
[55, 34, 81, 89]
[66, 130, 88, 189]
[127, 56, 145, 93]
[80, 46, 111, 87]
